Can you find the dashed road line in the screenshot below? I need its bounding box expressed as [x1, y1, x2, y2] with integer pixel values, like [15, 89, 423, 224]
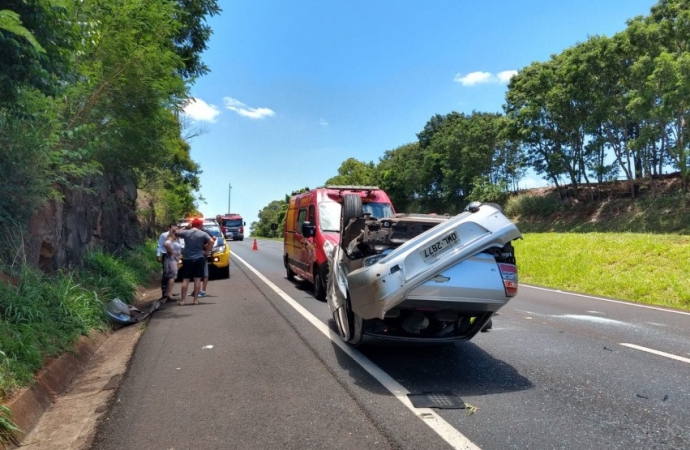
[619, 343, 690, 365]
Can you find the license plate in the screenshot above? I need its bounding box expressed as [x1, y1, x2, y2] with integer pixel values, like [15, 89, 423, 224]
[421, 231, 459, 262]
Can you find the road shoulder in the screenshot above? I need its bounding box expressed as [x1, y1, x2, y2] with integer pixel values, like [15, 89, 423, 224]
[15, 323, 144, 449]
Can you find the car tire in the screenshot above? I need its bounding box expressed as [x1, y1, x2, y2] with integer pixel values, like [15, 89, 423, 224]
[285, 256, 295, 281]
[334, 293, 363, 346]
[340, 194, 363, 250]
[313, 267, 326, 300]
[220, 265, 230, 279]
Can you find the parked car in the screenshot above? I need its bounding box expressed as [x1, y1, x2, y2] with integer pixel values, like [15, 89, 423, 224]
[283, 186, 395, 300]
[327, 196, 521, 346]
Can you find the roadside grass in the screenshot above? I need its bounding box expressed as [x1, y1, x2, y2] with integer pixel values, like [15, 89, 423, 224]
[0, 404, 20, 447]
[78, 241, 158, 303]
[0, 242, 158, 402]
[514, 233, 690, 310]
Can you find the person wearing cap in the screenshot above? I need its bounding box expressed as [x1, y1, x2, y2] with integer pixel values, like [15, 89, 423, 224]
[175, 218, 214, 305]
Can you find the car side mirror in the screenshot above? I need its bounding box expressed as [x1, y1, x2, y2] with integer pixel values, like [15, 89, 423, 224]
[301, 221, 316, 238]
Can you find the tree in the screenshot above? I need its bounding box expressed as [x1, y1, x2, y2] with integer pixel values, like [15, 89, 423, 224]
[0, 9, 44, 52]
[432, 111, 511, 210]
[252, 200, 287, 238]
[505, 60, 582, 198]
[377, 142, 424, 212]
[172, 0, 221, 80]
[325, 158, 378, 186]
[0, 0, 219, 249]
[0, 1, 79, 106]
[626, 0, 690, 191]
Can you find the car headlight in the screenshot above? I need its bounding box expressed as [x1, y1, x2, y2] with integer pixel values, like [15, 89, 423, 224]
[214, 245, 226, 254]
[323, 240, 335, 260]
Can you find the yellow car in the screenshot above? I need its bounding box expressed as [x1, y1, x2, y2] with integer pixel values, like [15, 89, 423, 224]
[176, 223, 231, 279]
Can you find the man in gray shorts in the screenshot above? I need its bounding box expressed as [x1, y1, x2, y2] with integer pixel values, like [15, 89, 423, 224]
[175, 218, 213, 305]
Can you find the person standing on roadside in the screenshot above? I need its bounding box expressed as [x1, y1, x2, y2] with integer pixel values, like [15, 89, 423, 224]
[162, 227, 182, 302]
[188, 222, 217, 298]
[197, 225, 217, 297]
[156, 222, 176, 299]
[176, 218, 213, 305]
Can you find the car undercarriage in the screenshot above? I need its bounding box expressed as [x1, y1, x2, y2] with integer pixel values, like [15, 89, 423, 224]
[327, 197, 522, 345]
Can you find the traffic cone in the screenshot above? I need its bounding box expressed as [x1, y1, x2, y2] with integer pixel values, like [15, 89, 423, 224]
[252, 239, 258, 251]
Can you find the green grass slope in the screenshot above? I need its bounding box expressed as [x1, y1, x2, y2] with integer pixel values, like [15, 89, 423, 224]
[506, 178, 690, 310]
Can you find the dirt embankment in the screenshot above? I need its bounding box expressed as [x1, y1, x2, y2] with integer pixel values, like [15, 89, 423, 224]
[511, 173, 690, 234]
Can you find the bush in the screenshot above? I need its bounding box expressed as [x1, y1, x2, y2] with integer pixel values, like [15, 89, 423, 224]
[0, 241, 158, 401]
[505, 192, 564, 218]
[79, 250, 140, 303]
[120, 241, 159, 286]
[467, 177, 510, 206]
[0, 265, 85, 392]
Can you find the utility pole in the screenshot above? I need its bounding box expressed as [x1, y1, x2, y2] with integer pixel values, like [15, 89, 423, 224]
[228, 183, 232, 213]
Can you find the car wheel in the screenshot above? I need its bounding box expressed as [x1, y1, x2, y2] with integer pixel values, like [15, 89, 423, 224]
[220, 265, 230, 279]
[334, 293, 362, 346]
[340, 194, 363, 249]
[313, 267, 326, 300]
[285, 256, 295, 281]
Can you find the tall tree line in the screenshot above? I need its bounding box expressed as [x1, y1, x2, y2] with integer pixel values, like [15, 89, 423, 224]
[0, 0, 219, 248]
[347, 0, 690, 214]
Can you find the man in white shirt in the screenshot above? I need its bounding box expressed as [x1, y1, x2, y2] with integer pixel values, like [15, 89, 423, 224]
[156, 223, 176, 298]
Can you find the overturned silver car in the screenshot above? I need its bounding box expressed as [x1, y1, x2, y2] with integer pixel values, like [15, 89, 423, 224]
[327, 195, 522, 345]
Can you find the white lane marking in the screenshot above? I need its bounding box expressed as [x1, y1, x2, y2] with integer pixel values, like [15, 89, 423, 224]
[586, 311, 604, 315]
[620, 343, 690, 365]
[232, 253, 479, 450]
[522, 285, 690, 316]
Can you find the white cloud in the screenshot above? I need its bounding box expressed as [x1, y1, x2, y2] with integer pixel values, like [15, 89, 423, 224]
[319, 119, 329, 126]
[454, 70, 517, 86]
[182, 97, 221, 123]
[454, 71, 493, 86]
[223, 97, 275, 119]
[497, 70, 518, 83]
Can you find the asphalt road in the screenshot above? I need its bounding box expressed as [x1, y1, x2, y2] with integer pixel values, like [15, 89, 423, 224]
[92, 238, 690, 450]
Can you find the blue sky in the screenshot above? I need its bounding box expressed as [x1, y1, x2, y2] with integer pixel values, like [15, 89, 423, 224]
[182, 0, 655, 225]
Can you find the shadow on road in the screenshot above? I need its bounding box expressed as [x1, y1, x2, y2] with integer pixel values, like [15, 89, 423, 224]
[284, 276, 328, 303]
[329, 320, 533, 397]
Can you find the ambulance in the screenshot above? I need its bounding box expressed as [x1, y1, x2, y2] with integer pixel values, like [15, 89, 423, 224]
[283, 186, 394, 300]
